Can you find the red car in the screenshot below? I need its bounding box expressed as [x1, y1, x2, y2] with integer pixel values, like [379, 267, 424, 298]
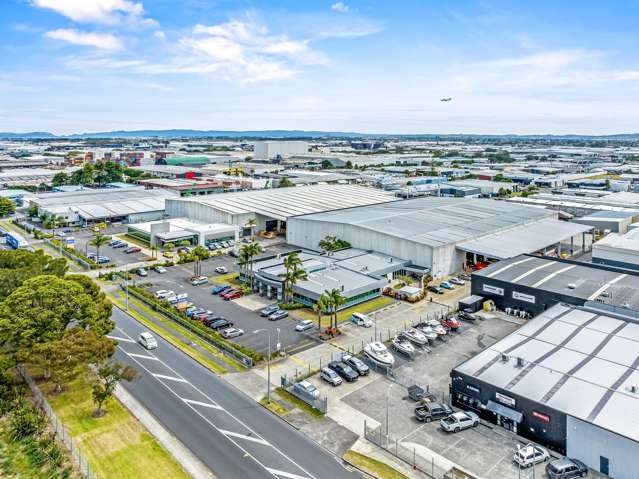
[441, 316, 461, 330]
[222, 290, 243, 301]
[125, 246, 141, 254]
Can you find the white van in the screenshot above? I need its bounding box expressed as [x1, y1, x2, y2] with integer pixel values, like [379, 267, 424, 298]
[351, 312, 372, 327]
[138, 332, 158, 350]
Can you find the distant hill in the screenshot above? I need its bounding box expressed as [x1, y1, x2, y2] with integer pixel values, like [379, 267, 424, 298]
[1, 129, 639, 140]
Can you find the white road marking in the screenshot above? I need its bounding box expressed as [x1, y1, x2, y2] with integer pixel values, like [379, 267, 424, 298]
[181, 398, 223, 410]
[266, 468, 311, 479]
[220, 429, 270, 446]
[153, 373, 189, 383]
[128, 352, 159, 360]
[107, 335, 136, 343]
[113, 319, 317, 479]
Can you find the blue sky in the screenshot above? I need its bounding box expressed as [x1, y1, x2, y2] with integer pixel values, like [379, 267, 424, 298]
[1, 0, 639, 135]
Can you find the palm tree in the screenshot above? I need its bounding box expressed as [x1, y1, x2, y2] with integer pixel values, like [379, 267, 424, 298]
[313, 292, 330, 336]
[318, 235, 337, 252]
[191, 245, 209, 277]
[246, 242, 262, 290]
[281, 252, 304, 303]
[164, 242, 175, 254]
[150, 244, 159, 260]
[327, 288, 347, 329]
[238, 248, 250, 284]
[90, 232, 110, 261]
[284, 267, 308, 305]
[245, 218, 257, 240]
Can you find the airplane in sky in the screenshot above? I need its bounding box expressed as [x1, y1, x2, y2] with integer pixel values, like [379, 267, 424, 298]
[440, 97, 452, 102]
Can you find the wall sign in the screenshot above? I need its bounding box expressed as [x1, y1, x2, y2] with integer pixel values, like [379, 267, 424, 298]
[495, 392, 516, 407]
[513, 291, 536, 304]
[483, 284, 504, 296]
[466, 384, 480, 394]
[532, 411, 550, 423]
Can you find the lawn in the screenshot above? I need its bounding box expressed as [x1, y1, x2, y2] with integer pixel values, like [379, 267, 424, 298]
[274, 388, 324, 418]
[209, 272, 241, 286]
[343, 450, 408, 479]
[292, 295, 395, 325]
[42, 376, 189, 479]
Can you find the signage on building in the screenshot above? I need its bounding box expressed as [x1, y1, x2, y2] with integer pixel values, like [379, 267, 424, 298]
[532, 411, 550, 422]
[466, 384, 480, 394]
[513, 291, 536, 304]
[495, 392, 516, 407]
[483, 284, 504, 296]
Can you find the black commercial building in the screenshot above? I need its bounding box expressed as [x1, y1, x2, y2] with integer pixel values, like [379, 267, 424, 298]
[450, 303, 639, 478]
[470, 254, 639, 317]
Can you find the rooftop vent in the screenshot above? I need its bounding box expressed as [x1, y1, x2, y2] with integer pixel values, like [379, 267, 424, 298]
[630, 384, 639, 394]
[567, 283, 576, 289]
[500, 353, 509, 362]
[516, 357, 525, 368]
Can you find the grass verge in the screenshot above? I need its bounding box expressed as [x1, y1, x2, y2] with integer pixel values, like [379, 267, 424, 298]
[293, 296, 395, 325]
[209, 272, 241, 286]
[41, 376, 189, 479]
[274, 388, 324, 419]
[109, 293, 230, 374]
[259, 396, 290, 416]
[343, 450, 408, 479]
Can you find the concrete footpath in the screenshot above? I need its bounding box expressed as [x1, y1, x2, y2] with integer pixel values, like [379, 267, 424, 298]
[115, 384, 217, 479]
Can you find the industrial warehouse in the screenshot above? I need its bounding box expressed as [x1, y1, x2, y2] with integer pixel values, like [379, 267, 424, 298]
[287, 197, 594, 277]
[450, 303, 639, 478]
[165, 184, 396, 235]
[471, 254, 639, 316]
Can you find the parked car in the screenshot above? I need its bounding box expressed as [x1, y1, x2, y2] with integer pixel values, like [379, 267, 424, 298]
[260, 304, 280, 317]
[137, 268, 148, 277]
[328, 361, 358, 382]
[427, 285, 444, 294]
[177, 246, 191, 254]
[125, 246, 141, 254]
[415, 402, 453, 422]
[109, 239, 123, 247]
[154, 265, 167, 274]
[450, 277, 465, 286]
[215, 266, 229, 274]
[441, 316, 461, 330]
[190, 276, 208, 286]
[222, 290, 243, 301]
[440, 411, 479, 433]
[186, 307, 205, 318]
[212, 284, 232, 295]
[202, 315, 224, 326]
[95, 255, 110, 264]
[221, 327, 244, 339]
[320, 367, 342, 386]
[439, 281, 455, 290]
[514, 445, 550, 468]
[229, 250, 240, 258]
[209, 318, 234, 330]
[113, 242, 127, 249]
[341, 354, 369, 376]
[459, 273, 471, 281]
[138, 332, 158, 350]
[351, 312, 372, 327]
[155, 289, 174, 299]
[293, 380, 320, 399]
[458, 309, 479, 321]
[545, 458, 587, 478]
[168, 293, 188, 304]
[268, 310, 288, 321]
[295, 320, 314, 331]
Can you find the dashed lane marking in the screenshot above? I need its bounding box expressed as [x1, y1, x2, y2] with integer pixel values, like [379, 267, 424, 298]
[153, 373, 189, 383]
[220, 429, 270, 446]
[181, 398, 223, 410]
[127, 352, 160, 360]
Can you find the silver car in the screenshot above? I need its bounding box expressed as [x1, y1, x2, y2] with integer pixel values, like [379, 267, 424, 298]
[439, 411, 480, 433]
[320, 367, 342, 386]
[293, 380, 320, 399]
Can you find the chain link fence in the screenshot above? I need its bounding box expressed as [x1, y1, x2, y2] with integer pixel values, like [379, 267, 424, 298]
[17, 366, 99, 479]
[280, 375, 328, 413]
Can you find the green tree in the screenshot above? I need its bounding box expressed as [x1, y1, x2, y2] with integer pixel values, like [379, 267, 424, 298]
[244, 242, 262, 289]
[327, 288, 347, 329]
[0, 250, 67, 300]
[313, 292, 330, 336]
[51, 171, 69, 187]
[66, 274, 113, 328]
[0, 198, 16, 217]
[344, 160, 353, 169]
[26, 204, 39, 217]
[90, 232, 110, 261]
[277, 177, 295, 188]
[280, 252, 306, 304]
[238, 247, 250, 284]
[164, 242, 175, 252]
[91, 361, 138, 417]
[318, 235, 337, 252]
[191, 245, 210, 277]
[321, 159, 333, 169]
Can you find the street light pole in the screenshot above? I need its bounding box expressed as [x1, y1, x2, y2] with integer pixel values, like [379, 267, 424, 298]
[386, 383, 393, 438]
[254, 329, 271, 403]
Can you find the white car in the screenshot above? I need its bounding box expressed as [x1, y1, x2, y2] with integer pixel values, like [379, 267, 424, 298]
[450, 277, 465, 286]
[154, 265, 167, 274]
[215, 266, 229, 274]
[439, 411, 479, 433]
[138, 332, 158, 350]
[293, 380, 320, 399]
[295, 320, 314, 332]
[513, 445, 550, 468]
[221, 327, 244, 339]
[155, 289, 174, 299]
[320, 367, 342, 386]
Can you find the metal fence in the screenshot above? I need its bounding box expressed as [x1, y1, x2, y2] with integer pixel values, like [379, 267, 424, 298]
[126, 286, 255, 368]
[43, 237, 93, 270]
[17, 366, 99, 479]
[364, 421, 473, 479]
[280, 375, 328, 414]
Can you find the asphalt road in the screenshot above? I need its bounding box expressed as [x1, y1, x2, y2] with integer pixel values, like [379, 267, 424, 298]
[140, 259, 319, 354]
[109, 307, 358, 479]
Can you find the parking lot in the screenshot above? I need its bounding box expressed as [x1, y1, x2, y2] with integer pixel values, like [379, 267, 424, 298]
[138, 256, 321, 355]
[73, 226, 149, 266]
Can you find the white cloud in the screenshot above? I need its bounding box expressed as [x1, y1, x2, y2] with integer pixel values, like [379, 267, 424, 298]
[331, 2, 349, 13]
[29, 0, 156, 27]
[44, 28, 123, 50]
[153, 30, 166, 39]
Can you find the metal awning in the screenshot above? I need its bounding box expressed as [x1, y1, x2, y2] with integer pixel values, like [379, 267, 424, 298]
[486, 400, 523, 423]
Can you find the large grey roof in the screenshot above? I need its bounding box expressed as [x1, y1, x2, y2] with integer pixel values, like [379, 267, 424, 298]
[169, 184, 397, 221]
[293, 197, 554, 248]
[454, 303, 639, 442]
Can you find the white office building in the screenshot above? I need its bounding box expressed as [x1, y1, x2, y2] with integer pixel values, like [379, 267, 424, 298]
[253, 141, 308, 160]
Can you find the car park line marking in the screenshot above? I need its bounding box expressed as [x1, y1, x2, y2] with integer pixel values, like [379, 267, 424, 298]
[128, 352, 159, 360]
[153, 373, 189, 383]
[181, 398, 223, 410]
[266, 468, 311, 479]
[114, 316, 318, 479]
[220, 429, 270, 445]
[107, 335, 136, 343]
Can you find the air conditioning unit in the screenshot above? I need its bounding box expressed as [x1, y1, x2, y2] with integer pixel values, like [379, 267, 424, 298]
[567, 283, 576, 289]
[516, 357, 525, 368]
[630, 384, 638, 394]
[500, 353, 509, 362]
